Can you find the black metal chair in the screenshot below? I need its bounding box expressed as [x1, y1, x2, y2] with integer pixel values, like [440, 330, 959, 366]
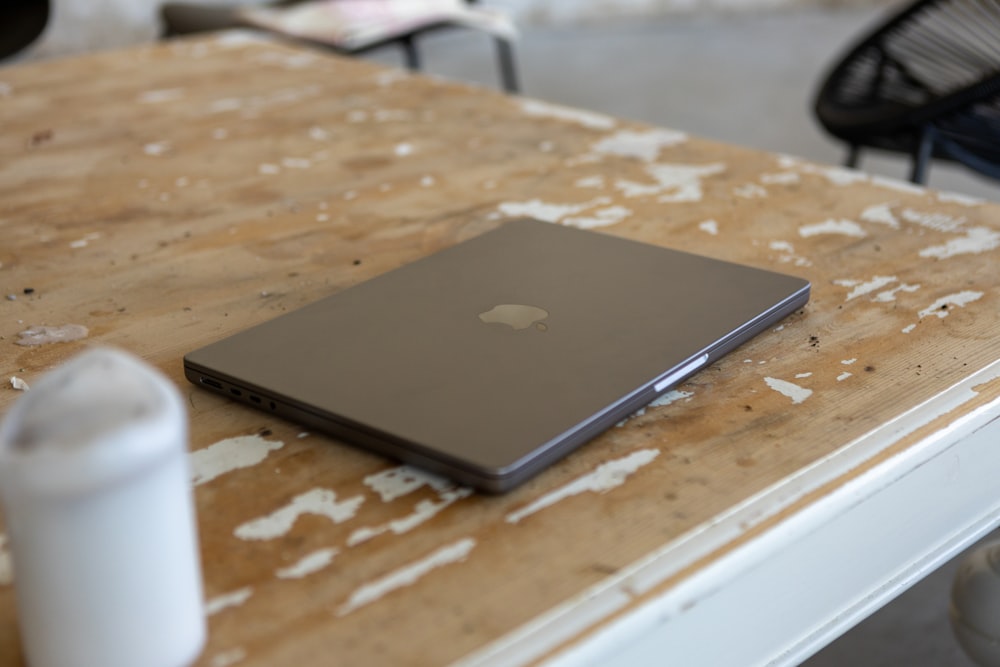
[814, 0, 1000, 185]
[0, 0, 50, 61]
[160, 0, 520, 93]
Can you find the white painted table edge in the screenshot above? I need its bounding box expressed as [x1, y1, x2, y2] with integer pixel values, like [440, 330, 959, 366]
[453, 359, 1000, 667]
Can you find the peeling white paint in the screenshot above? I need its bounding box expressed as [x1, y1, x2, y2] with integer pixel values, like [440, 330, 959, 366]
[420, 175, 436, 187]
[919, 227, 1000, 260]
[205, 587, 253, 616]
[615, 163, 725, 203]
[497, 198, 609, 224]
[235, 488, 364, 540]
[842, 359, 857, 365]
[591, 129, 687, 162]
[795, 372, 813, 379]
[519, 99, 616, 130]
[901, 208, 966, 233]
[871, 175, 925, 195]
[873, 283, 921, 302]
[347, 487, 472, 547]
[258, 163, 280, 175]
[574, 176, 605, 189]
[308, 126, 329, 141]
[937, 191, 984, 207]
[764, 377, 812, 404]
[760, 171, 800, 185]
[10, 376, 29, 391]
[649, 389, 694, 408]
[799, 219, 867, 238]
[902, 324, 917, 334]
[338, 538, 476, 616]
[835, 276, 897, 300]
[394, 143, 414, 157]
[364, 465, 453, 502]
[768, 240, 812, 267]
[860, 203, 900, 229]
[837, 372, 853, 382]
[138, 88, 185, 104]
[698, 219, 719, 236]
[734, 183, 767, 199]
[281, 157, 311, 169]
[210, 647, 248, 667]
[16, 324, 89, 346]
[276, 547, 339, 579]
[917, 291, 984, 319]
[563, 206, 632, 229]
[506, 449, 660, 524]
[144, 141, 170, 156]
[0, 534, 11, 585]
[190, 434, 284, 486]
[790, 160, 868, 187]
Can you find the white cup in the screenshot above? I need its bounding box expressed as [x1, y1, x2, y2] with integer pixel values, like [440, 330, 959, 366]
[0, 348, 205, 667]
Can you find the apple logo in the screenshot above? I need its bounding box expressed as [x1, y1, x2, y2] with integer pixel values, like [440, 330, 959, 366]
[478, 304, 549, 331]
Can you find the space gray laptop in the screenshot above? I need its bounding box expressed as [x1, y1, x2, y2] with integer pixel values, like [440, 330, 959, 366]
[184, 219, 810, 492]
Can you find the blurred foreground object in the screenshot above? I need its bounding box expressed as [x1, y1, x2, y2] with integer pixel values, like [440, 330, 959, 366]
[0, 348, 205, 667]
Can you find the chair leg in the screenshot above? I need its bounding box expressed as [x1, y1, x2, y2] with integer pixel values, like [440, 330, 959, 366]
[845, 144, 861, 169]
[399, 35, 421, 71]
[494, 37, 520, 94]
[910, 126, 934, 185]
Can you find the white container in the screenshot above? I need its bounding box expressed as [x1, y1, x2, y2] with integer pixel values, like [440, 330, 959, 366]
[0, 348, 205, 667]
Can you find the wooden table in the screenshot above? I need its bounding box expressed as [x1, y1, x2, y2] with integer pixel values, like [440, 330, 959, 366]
[2, 32, 999, 667]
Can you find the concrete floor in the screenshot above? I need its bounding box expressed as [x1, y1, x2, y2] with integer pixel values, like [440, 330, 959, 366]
[363, 8, 999, 666]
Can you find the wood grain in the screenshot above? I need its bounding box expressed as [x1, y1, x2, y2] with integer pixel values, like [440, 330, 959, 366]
[1, 33, 998, 666]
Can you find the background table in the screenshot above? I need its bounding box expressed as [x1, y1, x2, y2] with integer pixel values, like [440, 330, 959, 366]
[1, 32, 999, 666]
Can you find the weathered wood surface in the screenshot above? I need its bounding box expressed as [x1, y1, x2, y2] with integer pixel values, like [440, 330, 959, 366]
[1, 33, 999, 667]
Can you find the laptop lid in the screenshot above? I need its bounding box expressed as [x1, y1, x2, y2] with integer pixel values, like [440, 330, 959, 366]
[185, 219, 810, 492]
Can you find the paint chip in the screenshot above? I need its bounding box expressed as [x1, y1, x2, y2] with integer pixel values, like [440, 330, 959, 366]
[205, 587, 253, 616]
[143, 141, 170, 156]
[764, 377, 812, 404]
[190, 434, 284, 486]
[506, 449, 660, 523]
[519, 99, 616, 130]
[337, 538, 476, 616]
[860, 203, 900, 229]
[281, 157, 311, 169]
[16, 324, 89, 347]
[258, 163, 280, 175]
[591, 129, 688, 162]
[234, 488, 364, 540]
[276, 547, 339, 579]
[137, 88, 185, 104]
[10, 376, 29, 391]
[699, 219, 719, 235]
[837, 372, 853, 382]
[919, 227, 1000, 260]
[734, 183, 768, 199]
[917, 291, 984, 319]
[799, 219, 866, 238]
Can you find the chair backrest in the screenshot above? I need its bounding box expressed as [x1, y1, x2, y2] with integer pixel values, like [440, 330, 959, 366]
[816, 0, 1000, 140]
[0, 0, 49, 61]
